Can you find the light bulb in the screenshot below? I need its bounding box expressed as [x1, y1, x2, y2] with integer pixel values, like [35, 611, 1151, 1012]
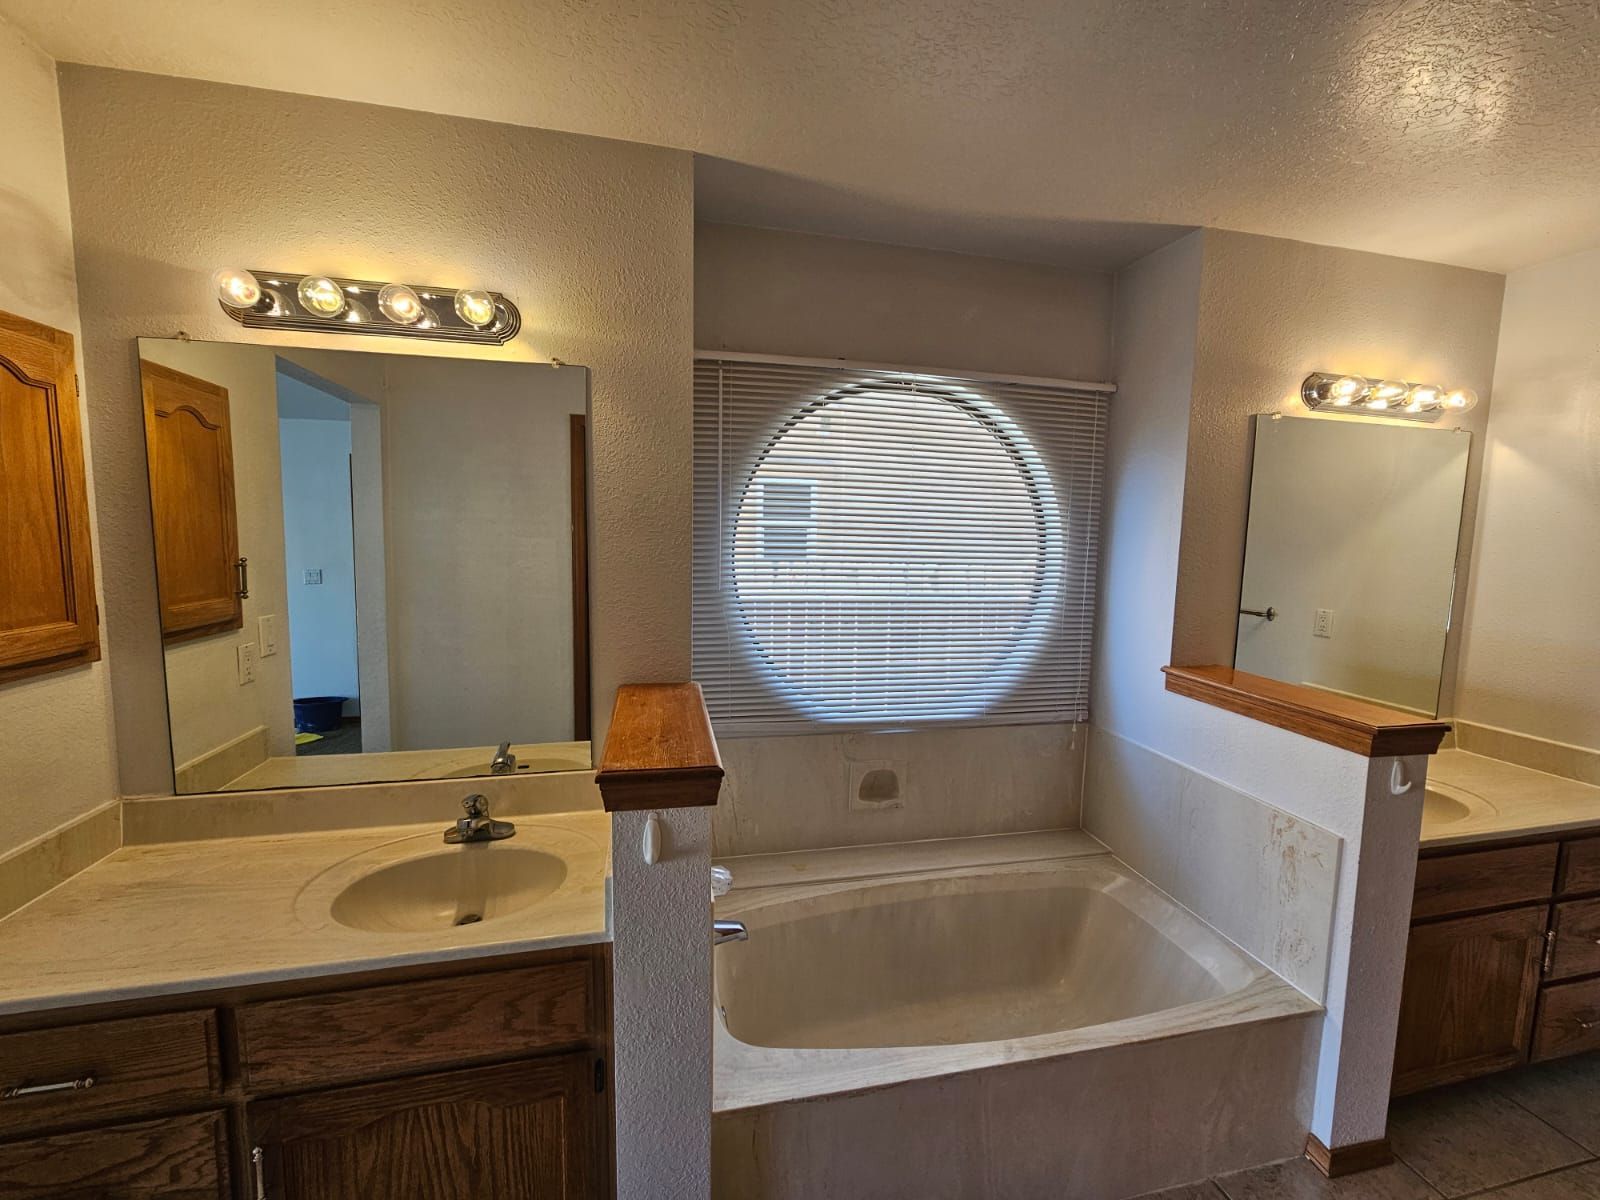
[297, 275, 347, 317]
[1370, 380, 1409, 406]
[1404, 383, 1444, 412]
[378, 283, 425, 325]
[1330, 375, 1369, 406]
[1441, 387, 1478, 413]
[212, 267, 262, 309]
[454, 288, 497, 328]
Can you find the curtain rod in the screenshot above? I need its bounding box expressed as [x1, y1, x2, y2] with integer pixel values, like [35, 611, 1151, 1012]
[693, 349, 1117, 395]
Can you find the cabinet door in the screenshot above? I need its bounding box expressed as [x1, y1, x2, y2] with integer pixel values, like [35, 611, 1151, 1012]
[1392, 905, 1546, 1095]
[0, 1110, 228, 1200]
[0, 309, 99, 683]
[247, 1054, 602, 1200]
[140, 360, 243, 642]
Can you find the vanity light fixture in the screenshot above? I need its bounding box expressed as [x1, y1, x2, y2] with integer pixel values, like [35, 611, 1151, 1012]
[215, 269, 520, 344]
[1301, 372, 1477, 423]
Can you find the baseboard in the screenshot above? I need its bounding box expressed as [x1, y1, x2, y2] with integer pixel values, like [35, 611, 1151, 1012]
[1305, 1132, 1393, 1178]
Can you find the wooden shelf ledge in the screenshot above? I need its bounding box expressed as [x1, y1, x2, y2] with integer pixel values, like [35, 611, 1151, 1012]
[595, 683, 724, 812]
[1162, 665, 1451, 758]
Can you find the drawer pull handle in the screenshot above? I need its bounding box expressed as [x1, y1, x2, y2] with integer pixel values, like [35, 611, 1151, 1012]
[1581, 1019, 1600, 1031]
[2, 1074, 96, 1099]
[252, 1146, 267, 1200]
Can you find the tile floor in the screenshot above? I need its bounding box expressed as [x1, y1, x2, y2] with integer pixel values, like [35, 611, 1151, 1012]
[1135, 1053, 1600, 1199]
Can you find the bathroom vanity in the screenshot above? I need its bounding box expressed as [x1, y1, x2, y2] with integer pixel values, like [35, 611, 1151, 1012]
[0, 947, 610, 1198]
[1394, 749, 1600, 1095]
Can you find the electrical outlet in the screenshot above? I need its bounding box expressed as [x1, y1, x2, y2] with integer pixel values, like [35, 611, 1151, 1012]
[848, 761, 906, 811]
[1314, 608, 1335, 639]
[237, 641, 258, 685]
[258, 614, 279, 657]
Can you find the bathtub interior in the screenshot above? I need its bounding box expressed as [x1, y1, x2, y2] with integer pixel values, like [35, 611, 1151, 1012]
[715, 862, 1255, 1051]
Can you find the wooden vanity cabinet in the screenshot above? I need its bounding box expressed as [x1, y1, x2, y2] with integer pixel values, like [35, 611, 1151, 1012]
[0, 946, 611, 1200]
[1394, 833, 1600, 1095]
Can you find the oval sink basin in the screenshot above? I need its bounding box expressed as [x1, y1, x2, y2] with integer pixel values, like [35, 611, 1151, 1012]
[1422, 789, 1473, 827]
[330, 846, 567, 933]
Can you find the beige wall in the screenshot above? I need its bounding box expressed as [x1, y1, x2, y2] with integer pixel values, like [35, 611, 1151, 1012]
[694, 222, 1113, 380]
[138, 340, 296, 770]
[1456, 246, 1600, 750]
[1174, 230, 1505, 723]
[0, 18, 120, 853]
[58, 67, 704, 1198]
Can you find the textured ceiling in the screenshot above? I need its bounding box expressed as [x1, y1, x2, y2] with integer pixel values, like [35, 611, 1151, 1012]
[7, 0, 1599, 272]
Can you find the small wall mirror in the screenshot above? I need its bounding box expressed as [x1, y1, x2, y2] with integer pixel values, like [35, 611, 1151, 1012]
[1234, 414, 1470, 717]
[137, 341, 591, 793]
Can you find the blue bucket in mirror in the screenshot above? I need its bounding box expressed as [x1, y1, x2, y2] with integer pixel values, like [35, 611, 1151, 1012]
[293, 696, 346, 733]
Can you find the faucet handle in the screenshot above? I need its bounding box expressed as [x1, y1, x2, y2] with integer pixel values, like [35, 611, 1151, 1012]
[462, 793, 490, 817]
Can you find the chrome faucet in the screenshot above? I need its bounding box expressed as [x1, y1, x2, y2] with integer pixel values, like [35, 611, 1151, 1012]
[490, 742, 518, 775]
[444, 794, 516, 844]
[713, 919, 748, 946]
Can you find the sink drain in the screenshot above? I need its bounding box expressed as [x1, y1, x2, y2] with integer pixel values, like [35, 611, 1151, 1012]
[454, 912, 483, 926]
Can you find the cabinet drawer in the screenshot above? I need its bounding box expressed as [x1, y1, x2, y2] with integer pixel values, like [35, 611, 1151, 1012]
[239, 960, 595, 1090]
[0, 1109, 228, 1200]
[1559, 837, 1600, 896]
[1533, 977, 1600, 1062]
[1549, 897, 1600, 981]
[1413, 843, 1559, 920]
[0, 1010, 219, 1137]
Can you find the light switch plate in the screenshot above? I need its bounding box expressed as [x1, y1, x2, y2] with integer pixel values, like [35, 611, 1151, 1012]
[304, 568, 323, 586]
[258, 614, 279, 657]
[1314, 608, 1335, 639]
[237, 641, 258, 685]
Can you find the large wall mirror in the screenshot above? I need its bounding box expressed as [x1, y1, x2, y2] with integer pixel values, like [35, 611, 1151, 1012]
[1235, 415, 1470, 717]
[137, 341, 590, 793]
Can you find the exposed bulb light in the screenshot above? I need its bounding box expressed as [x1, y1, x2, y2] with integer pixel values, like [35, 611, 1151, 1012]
[454, 288, 497, 328]
[1330, 375, 1369, 406]
[1404, 383, 1444, 412]
[212, 267, 262, 309]
[1370, 380, 1409, 407]
[297, 275, 347, 317]
[378, 283, 425, 325]
[1441, 387, 1479, 413]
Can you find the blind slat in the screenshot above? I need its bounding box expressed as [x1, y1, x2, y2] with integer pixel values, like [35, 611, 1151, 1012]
[693, 358, 1107, 735]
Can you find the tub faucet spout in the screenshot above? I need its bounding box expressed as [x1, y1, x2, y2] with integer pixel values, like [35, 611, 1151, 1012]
[713, 919, 748, 946]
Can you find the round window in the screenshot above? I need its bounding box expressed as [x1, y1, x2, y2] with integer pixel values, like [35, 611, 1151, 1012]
[730, 386, 1061, 723]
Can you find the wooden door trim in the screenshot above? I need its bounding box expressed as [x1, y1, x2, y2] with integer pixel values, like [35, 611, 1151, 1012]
[0, 310, 100, 684]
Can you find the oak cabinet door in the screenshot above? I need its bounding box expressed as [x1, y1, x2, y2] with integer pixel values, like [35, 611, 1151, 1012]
[1392, 905, 1546, 1095]
[0, 310, 99, 683]
[140, 360, 243, 642]
[0, 1110, 229, 1200]
[247, 1054, 603, 1199]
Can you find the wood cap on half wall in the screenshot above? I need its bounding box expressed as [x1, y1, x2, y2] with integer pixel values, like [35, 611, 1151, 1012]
[595, 683, 724, 812]
[1162, 665, 1452, 758]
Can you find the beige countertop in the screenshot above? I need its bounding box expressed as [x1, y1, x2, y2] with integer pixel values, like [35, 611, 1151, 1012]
[1422, 749, 1600, 849]
[0, 809, 611, 1017]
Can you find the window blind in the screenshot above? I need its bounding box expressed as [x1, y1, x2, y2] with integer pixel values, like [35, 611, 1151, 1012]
[693, 354, 1110, 736]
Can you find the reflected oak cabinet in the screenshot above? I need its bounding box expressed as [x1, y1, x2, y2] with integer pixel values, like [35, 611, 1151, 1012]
[0, 310, 99, 683]
[0, 947, 612, 1199]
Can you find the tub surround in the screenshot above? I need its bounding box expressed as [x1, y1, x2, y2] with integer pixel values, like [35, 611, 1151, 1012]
[1085, 726, 1341, 1001]
[714, 721, 1084, 857]
[0, 809, 610, 1018]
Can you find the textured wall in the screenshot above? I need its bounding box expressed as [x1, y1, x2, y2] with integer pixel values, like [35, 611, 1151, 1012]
[694, 222, 1113, 380]
[1091, 230, 1424, 1148]
[1175, 230, 1505, 721]
[0, 17, 120, 853]
[58, 67, 705, 1198]
[1456, 247, 1600, 749]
